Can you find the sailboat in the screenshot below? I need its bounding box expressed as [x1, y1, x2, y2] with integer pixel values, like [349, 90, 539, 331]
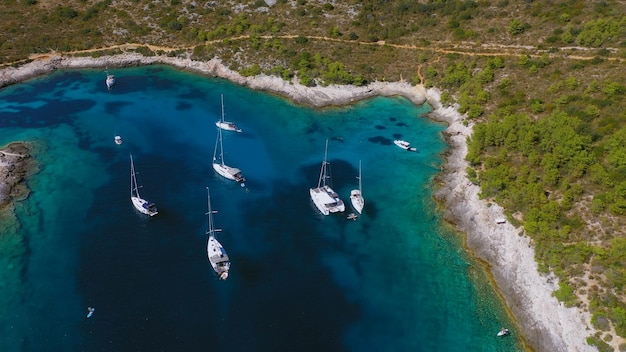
[350, 160, 364, 214]
[205, 187, 230, 280]
[215, 94, 242, 133]
[212, 107, 246, 186]
[309, 139, 345, 216]
[130, 154, 158, 216]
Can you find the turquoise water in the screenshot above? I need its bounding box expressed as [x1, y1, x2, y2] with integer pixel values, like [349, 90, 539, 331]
[0, 65, 525, 351]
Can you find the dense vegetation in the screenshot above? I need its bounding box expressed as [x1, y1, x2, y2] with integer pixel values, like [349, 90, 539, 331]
[2, 0, 626, 350]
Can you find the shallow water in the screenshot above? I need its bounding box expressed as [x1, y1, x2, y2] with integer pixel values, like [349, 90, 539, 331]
[0, 65, 525, 351]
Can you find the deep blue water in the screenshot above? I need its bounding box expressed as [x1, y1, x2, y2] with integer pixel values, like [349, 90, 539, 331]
[0, 65, 525, 351]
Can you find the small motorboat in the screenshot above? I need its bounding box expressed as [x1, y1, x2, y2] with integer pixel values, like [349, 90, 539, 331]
[497, 328, 509, 337]
[87, 307, 95, 318]
[347, 213, 358, 221]
[394, 139, 417, 152]
[105, 74, 115, 90]
[114, 136, 123, 145]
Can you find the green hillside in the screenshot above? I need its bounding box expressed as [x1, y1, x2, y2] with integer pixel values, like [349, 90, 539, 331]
[2, 1, 626, 350]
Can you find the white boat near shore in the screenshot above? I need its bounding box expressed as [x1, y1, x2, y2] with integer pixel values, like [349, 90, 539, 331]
[215, 94, 242, 132]
[105, 73, 115, 90]
[205, 187, 230, 280]
[394, 139, 417, 151]
[114, 135, 122, 145]
[309, 139, 345, 216]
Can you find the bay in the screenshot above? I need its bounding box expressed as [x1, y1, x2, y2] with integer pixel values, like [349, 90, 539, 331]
[0, 65, 525, 351]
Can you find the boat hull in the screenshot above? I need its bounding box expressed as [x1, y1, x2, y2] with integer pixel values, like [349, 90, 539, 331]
[105, 75, 115, 90]
[131, 196, 158, 216]
[350, 190, 364, 214]
[310, 185, 345, 216]
[394, 139, 416, 151]
[215, 121, 242, 133]
[207, 236, 230, 280]
[213, 163, 245, 184]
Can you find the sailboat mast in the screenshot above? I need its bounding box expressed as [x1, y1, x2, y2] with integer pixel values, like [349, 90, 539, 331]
[206, 187, 213, 236]
[358, 160, 362, 192]
[316, 139, 329, 188]
[221, 94, 225, 123]
[130, 154, 133, 197]
[213, 127, 220, 163]
[218, 96, 225, 166]
[206, 187, 220, 237]
[130, 154, 140, 198]
[212, 95, 226, 166]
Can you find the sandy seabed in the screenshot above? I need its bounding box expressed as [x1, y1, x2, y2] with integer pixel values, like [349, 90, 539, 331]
[0, 53, 599, 352]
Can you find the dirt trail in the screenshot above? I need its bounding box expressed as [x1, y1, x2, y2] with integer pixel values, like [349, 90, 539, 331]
[416, 64, 424, 84]
[2, 35, 622, 68]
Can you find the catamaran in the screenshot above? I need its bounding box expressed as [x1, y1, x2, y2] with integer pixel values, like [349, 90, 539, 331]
[350, 160, 364, 214]
[205, 187, 230, 280]
[130, 154, 158, 216]
[212, 107, 246, 186]
[215, 94, 242, 133]
[309, 139, 345, 216]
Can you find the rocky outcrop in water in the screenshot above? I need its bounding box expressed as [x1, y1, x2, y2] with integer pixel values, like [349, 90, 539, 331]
[0, 142, 35, 211]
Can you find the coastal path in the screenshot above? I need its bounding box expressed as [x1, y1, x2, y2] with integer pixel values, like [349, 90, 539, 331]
[1, 35, 622, 69]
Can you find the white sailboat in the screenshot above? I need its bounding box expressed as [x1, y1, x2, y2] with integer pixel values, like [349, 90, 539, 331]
[212, 108, 246, 186]
[309, 139, 345, 216]
[350, 160, 364, 214]
[215, 94, 242, 133]
[130, 154, 158, 216]
[205, 187, 230, 280]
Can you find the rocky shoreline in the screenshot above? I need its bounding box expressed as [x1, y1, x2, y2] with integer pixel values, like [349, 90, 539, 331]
[428, 92, 596, 352]
[0, 142, 36, 213]
[0, 53, 597, 351]
[0, 53, 428, 108]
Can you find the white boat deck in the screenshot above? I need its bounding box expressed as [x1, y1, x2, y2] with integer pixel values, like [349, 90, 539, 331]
[310, 185, 345, 215]
[216, 121, 242, 132]
[394, 139, 416, 151]
[350, 189, 364, 214]
[207, 236, 230, 279]
[213, 163, 245, 183]
[131, 196, 158, 216]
